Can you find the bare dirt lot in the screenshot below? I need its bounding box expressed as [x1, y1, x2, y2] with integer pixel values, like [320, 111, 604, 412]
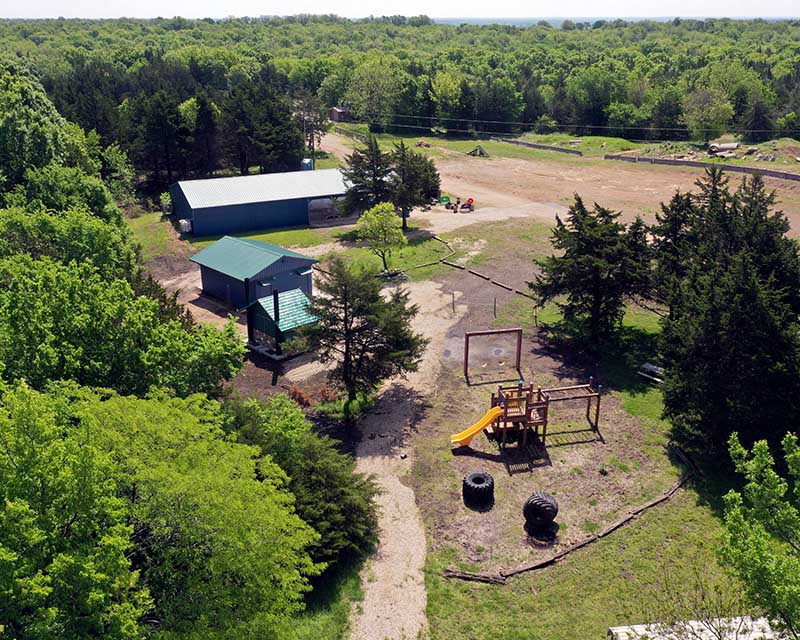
[323, 133, 800, 233]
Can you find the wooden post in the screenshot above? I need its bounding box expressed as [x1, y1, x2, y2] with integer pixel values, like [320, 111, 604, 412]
[594, 386, 602, 432]
[493, 297, 497, 318]
[464, 333, 470, 378]
[452, 291, 455, 313]
[515, 328, 522, 374]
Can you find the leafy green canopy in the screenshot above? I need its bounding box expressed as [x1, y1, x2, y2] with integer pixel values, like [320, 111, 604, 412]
[356, 202, 408, 271]
[0, 382, 149, 640]
[0, 207, 137, 279]
[223, 394, 379, 570]
[0, 382, 323, 640]
[722, 433, 800, 638]
[6, 164, 122, 224]
[0, 60, 67, 190]
[303, 256, 428, 403]
[0, 257, 244, 397]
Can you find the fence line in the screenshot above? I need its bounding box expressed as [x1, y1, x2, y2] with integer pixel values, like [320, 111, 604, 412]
[493, 137, 583, 156]
[604, 153, 800, 182]
[333, 126, 368, 144]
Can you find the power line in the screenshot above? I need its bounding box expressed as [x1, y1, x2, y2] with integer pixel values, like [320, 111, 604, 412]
[358, 110, 798, 135]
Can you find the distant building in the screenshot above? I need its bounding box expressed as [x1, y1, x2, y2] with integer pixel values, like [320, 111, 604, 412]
[190, 235, 317, 309]
[328, 106, 351, 122]
[170, 169, 346, 236]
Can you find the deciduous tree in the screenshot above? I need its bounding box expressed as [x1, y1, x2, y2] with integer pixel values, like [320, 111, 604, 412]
[356, 202, 407, 271]
[722, 432, 800, 638]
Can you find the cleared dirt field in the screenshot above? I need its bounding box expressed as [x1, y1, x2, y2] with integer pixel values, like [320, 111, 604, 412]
[323, 133, 800, 232]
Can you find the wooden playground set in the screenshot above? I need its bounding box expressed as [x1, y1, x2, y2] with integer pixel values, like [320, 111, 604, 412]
[451, 328, 602, 450]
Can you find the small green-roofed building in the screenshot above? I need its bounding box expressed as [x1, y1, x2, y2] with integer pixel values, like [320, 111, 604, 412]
[252, 289, 316, 334]
[248, 289, 317, 354]
[190, 235, 316, 308]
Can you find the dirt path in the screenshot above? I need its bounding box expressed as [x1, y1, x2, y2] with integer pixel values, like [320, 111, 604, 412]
[349, 280, 468, 640]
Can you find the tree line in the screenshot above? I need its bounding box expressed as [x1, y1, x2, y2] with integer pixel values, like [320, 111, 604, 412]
[1, 16, 798, 193]
[0, 60, 381, 639]
[532, 169, 800, 635]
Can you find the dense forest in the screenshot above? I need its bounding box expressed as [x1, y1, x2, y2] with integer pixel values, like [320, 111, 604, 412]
[1, 16, 799, 192]
[0, 58, 380, 639]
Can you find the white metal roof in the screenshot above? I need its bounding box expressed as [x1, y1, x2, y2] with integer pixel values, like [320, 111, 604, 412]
[609, 617, 784, 639]
[175, 169, 346, 210]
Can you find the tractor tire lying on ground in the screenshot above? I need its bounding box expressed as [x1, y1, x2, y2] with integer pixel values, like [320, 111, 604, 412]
[523, 492, 559, 528]
[463, 471, 494, 506]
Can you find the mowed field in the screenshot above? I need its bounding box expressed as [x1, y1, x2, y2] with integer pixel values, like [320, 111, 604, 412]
[128, 132, 776, 639]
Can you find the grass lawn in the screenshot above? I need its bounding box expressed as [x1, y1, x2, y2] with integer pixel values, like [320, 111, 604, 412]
[344, 230, 451, 281]
[414, 286, 742, 639]
[334, 123, 644, 164]
[188, 225, 348, 251]
[293, 566, 363, 640]
[424, 488, 730, 640]
[126, 211, 175, 261]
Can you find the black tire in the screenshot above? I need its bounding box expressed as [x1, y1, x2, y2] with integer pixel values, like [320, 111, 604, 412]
[463, 472, 494, 505]
[523, 492, 559, 528]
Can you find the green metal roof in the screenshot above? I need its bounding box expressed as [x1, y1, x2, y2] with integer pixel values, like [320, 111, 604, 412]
[257, 289, 317, 333]
[190, 236, 316, 280]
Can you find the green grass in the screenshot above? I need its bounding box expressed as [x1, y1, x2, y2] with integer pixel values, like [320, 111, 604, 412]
[345, 233, 451, 281]
[293, 565, 363, 640]
[334, 123, 644, 164]
[519, 132, 648, 157]
[126, 211, 174, 261]
[189, 225, 347, 251]
[424, 490, 735, 640]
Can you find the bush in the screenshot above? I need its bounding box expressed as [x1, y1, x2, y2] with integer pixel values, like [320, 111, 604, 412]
[223, 395, 379, 570]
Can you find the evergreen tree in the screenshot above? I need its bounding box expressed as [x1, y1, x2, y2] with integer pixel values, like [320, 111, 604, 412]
[651, 191, 696, 316]
[662, 254, 800, 453]
[389, 140, 440, 231]
[530, 195, 649, 342]
[303, 256, 428, 405]
[661, 171, 800, 453]
[192, 90, 220, 176]
[341, 133, 392, 213]
[741, 94, 775, 143]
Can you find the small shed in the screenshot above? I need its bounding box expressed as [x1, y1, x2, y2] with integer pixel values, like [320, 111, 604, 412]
[247, 288, 317, 353]
[170, 169, 346, 236]
[190, 236, 317, 309]
[328, 106, 351, 122]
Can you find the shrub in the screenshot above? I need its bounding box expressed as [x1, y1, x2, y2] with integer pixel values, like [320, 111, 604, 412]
[223, 395, 379, 570]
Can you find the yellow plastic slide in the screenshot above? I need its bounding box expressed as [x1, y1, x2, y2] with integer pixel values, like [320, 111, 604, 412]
[450, 406, 504, 447]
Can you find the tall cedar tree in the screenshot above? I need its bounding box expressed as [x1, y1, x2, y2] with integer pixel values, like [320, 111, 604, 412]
[341, 133, 392, 212]
[661, 170, 800, 453]
[390, 140, 441, 231]
[651, 191, 696, 317]
[302, 256, 428, 405]
[531, 195, 650, 342]
[722, 433, 800, 638]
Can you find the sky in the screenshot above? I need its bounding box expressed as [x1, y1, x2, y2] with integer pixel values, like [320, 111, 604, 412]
[1, 0, 797, 20]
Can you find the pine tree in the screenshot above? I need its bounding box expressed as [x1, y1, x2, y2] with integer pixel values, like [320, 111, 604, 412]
[389, 140, 440, 231]
[530, 195, 648, 343]
[302, 256, 428, 407]
[341, 133, 392, 213]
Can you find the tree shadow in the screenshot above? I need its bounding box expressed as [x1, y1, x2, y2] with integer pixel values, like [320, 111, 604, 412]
[533, 317, 660, 396]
